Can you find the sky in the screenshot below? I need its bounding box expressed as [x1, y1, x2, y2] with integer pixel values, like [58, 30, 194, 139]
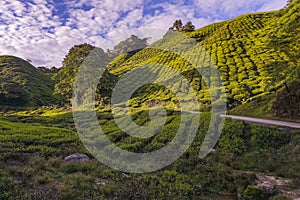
[0, 0, 286, 68]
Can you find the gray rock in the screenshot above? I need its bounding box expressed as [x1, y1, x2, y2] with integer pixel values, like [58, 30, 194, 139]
[64, 154, 90, 162]
[97, 181, 107, 186]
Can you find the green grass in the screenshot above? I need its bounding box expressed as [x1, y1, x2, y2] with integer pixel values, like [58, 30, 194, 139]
[0, 108, 299, 199]
[228, 93, 276, 119]
[0, 118, 82, 157]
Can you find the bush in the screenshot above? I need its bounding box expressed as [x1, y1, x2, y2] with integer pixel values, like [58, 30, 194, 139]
[219, 119, 247, 154]
[270, 195, 292, 200]
[250, 124, 290, 149]
[242, 186, 271, 200]
[0, 169, 29, 200]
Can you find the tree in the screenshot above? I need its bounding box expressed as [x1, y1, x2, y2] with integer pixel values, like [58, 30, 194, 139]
[50, 66, 59, 73]
[183, 22, 195, 32]
[250, 124, 289, 150]
[172, 19, 183, 31]
[286, 0, 294, 6]
[53, 43, 108, 105]
[111, 35, 148, 55]
[96, 69, 118, 105]
[169, 20, 195, 32]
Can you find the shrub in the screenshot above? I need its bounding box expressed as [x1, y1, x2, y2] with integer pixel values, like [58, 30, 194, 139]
[219, 120, 247, 154]
[270, 195, 293, 200]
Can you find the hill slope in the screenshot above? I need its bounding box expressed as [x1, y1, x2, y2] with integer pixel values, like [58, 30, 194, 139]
[51, 1, 299, 119]
[0, 55, 56, 107]
[106, 1, 299, 119]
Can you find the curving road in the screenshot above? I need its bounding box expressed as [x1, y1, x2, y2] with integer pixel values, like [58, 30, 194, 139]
[220, 114, 300, 129]
[182, 110, 300, 129]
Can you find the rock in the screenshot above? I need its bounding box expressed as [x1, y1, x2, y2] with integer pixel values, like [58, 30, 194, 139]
[97, 181, 107, 186]
[256, 174, 291, 192]
[194, 184, 202, 194]
[255, 173, 300, 199]
[210, 148, 216, 153]
[64, 154, 90, 162]
[122, 173, 130, 178]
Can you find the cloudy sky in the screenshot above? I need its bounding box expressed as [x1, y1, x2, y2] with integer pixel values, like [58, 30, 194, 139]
[0, 0, 286, 67]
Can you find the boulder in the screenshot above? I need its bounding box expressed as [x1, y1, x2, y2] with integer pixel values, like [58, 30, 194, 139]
[97, 181, 107, 186]
[64, 154, 90, 162]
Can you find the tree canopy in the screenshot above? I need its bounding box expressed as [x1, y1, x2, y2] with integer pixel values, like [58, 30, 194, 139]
[183, 21, 195, 32]
[169, 20, 195, 32]
[109, 35, 149, 55]
[53, 43, 102, 105]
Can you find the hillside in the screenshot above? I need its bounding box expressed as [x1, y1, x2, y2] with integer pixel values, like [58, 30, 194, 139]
[103, 0, 299, 119]
[49, 1, 300, 119]
[0, 56, 56, 107]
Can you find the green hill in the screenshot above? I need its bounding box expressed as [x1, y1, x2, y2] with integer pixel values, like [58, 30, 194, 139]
[105, 1, 299, 119]
[0, 55, 56, 107]
[52, 1, 299, 119]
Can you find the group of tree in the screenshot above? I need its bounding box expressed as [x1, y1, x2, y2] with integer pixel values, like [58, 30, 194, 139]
[38, 66, 59, 74]
[169, 19, 195, 32]
[53, 35, 150, 106]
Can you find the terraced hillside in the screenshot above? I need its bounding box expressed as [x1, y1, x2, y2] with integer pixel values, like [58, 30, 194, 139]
[0, 56, 56, 107]
[104, 1, 299, 118]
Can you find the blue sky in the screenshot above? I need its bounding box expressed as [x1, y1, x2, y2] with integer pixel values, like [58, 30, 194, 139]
[0, 0, 286, 67]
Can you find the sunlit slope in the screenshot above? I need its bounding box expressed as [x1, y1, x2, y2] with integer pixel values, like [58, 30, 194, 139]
[107, 2, 299, 112]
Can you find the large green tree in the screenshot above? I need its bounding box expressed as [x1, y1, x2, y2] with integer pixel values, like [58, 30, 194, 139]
[171, 19, 183, 31]
[54, 35, 148, 106]
[53, 44, 104, 105]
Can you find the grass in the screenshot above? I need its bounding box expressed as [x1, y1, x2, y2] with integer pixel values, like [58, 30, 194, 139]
[0, 107, 299, 199]
[228, 93, 276, 119]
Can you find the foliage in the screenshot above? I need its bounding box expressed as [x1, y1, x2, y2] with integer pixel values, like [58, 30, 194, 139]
[0, 108, 299, 199]
[219, 119, 246, 154]
[0, 56, 56, 107]
[0, 3, 299, 200]
[270, 194, 293, 200]
[108, 35, 148, 55]
[183, 22, 196, 32]
[53, 35, 148, 106]
[53, 43, 101, 105]
[250, 124, 290, 150]
[0, 168, 29, 199]
[171, 19, 183, 31]
[242, 186, 271, 200]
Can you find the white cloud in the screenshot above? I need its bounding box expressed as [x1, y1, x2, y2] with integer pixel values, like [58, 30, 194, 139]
[0, 0, 63, 66]
[193, 0, 286, 19]
[0, 0, 287, 68]
[257, 1, 286, 12]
